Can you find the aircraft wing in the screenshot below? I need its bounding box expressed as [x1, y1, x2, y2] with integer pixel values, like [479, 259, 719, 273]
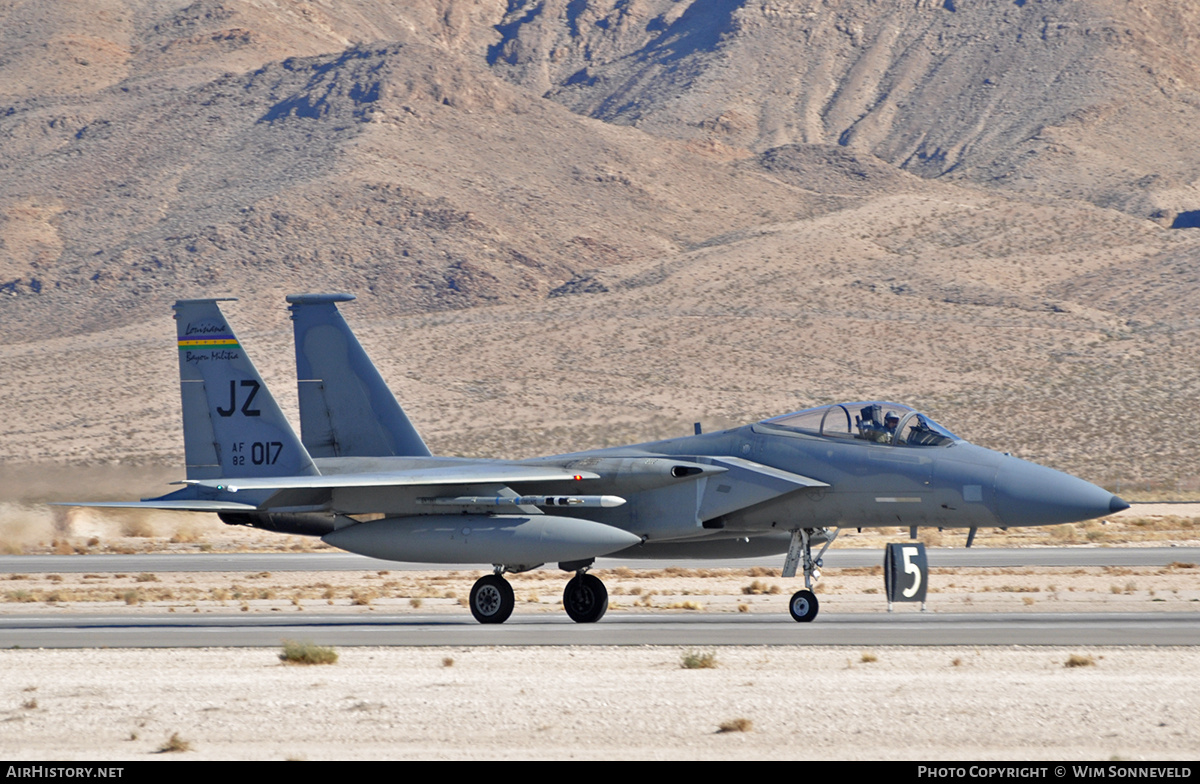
[181, 464, 601, 493]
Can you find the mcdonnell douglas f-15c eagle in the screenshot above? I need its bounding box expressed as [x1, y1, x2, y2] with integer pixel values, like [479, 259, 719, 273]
[70, 295, 1129, 624]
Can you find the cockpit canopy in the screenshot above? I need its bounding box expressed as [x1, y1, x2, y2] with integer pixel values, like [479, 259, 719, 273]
[760, 402, 959, 447]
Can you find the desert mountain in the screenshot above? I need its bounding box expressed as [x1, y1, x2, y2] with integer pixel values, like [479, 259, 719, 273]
[493, 0, 1200, 223]
[2, 0, 1199, 491]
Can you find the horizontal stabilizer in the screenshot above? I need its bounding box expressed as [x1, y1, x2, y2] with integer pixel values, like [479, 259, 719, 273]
[53, 500, 259, 512]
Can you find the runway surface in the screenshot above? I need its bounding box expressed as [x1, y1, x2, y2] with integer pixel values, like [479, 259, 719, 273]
[2, 610, 1195, 647]
[3, 546, 1197, 573]
[3, 549, 1197, 648]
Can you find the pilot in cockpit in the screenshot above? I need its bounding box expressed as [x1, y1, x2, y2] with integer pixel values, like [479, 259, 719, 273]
[857, 404, 896, 443]
[883, 412, 900, 442]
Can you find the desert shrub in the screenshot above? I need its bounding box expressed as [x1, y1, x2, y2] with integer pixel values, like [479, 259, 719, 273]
[157, 733, 191, 753]
[681, 650, 717, 669]
[279, 640, 338, 665]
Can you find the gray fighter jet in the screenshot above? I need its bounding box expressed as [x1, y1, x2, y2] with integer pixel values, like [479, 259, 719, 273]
[71, 295, 1128, 624]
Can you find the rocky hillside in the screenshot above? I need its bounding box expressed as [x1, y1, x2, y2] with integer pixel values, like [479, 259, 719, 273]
[493, 0, 1200, 223]
[2, 1, 877, 341]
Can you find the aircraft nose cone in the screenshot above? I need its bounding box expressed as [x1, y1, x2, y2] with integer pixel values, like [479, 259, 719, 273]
[995, 457, 1122, 527]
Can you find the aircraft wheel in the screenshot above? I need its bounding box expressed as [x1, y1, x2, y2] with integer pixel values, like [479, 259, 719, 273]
[469, 574, 515, 624]
[563, 573, 608, 623]
[789, 589, 819, 623]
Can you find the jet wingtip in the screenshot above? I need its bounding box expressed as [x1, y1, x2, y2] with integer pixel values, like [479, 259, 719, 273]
[172, 297, 238, 308]
[286, 292, 357, 305]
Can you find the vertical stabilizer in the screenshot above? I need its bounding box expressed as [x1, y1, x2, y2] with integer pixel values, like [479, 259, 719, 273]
[174, 298, 318, 480]
[287, 293, 432, 458]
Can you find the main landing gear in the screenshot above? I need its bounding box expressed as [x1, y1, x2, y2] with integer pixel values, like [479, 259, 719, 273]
[563, 572, 608, 623]
[467, 564, 609, 625]
[782, 526, 840, 623]
[469, 572, 515, 624]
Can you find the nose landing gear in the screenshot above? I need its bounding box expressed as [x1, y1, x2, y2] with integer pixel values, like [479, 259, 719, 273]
[789, 589, 819, 622]
[783, 526, 840, 622]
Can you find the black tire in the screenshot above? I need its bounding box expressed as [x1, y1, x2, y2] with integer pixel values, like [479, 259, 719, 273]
[469, 574, 515, 624]
[563, 573, 608, 623]
[789, 589, 819, 622]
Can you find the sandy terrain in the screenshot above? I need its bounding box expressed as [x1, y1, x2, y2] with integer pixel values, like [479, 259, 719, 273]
[2, 646, 1197, 760]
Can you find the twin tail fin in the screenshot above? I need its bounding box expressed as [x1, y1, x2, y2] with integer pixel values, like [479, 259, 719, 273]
[175, 298, 318, 481]
[287, 293, 431, 459]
